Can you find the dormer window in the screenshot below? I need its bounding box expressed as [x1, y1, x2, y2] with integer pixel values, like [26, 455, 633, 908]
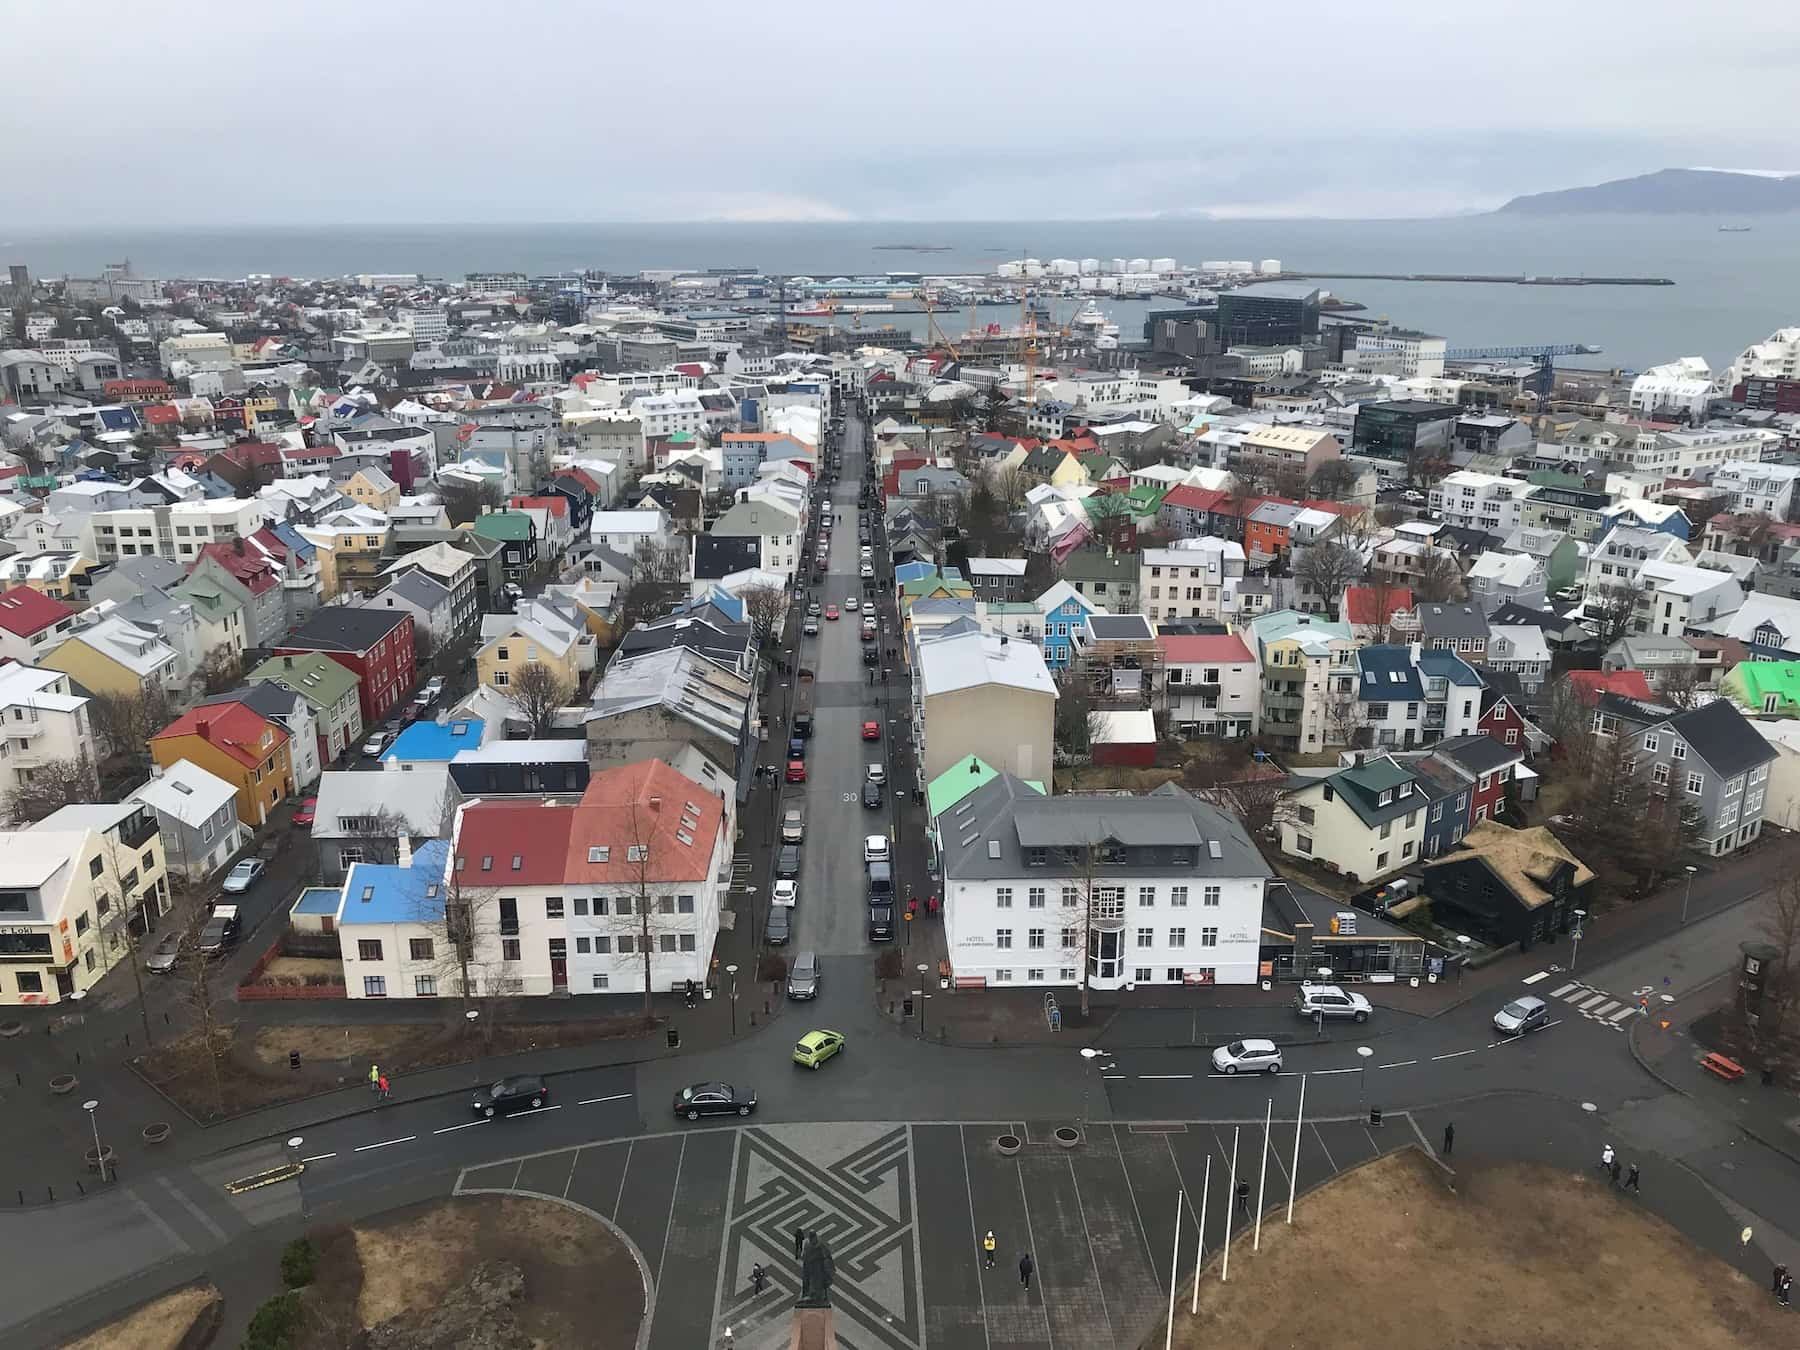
[1378, 789, 1393, 806]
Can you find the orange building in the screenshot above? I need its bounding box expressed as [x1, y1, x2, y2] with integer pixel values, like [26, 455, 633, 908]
[150, 702, 295, 829]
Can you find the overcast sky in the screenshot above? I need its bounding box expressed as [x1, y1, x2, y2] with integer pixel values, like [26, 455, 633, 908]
[8, 0, 1797, 225]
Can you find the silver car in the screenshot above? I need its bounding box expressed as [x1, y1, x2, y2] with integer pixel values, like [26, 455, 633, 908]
[144, 929, 185, 974]
[1212, 1039, 1284, 1075]
[787, 951, 821, 1000]
[1493, 995, 1549, 1036]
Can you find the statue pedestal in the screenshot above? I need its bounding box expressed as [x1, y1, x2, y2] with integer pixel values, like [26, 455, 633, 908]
[789, 1305, 837, 1350]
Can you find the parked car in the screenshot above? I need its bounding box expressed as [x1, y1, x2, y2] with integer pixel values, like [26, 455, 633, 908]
[788, 735, 807, 760]
[221, 858, 266, 894]
[866, 762, 886, 786]
[196, 904, 240, 956]
[808, 602, 822, 618]
[145, 928, 186, 974]
[472, 1075, 548, 1117]
[864, 834, 890, 863]
[773, 879, 798, 907]
[776, 845, 801, 880]
[1294, 985, 1372, 1023]
[1212, 1039, 1284, 1075]
[866, 900, 894, 942]
[862, 645, 879, 666]
[672, 1082, 757, 1120]
[803, 618, 819, 636]
[766, 904, 791, 945]
[793, 1030, 846, 1070]
[787, 951, 821, 1000]
[862, 720, 881, 740]
[862, 780, 884, 809]
[1493, 995, 1550, 1036]
[781, 808, 805, 844]
[860, 563, 875, 579]
[361, 729, 392, 757]
[292, 797, 317, 828]
[785, 759, 807, 783]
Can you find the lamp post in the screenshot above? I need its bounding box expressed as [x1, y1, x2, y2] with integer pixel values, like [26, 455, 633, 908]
[917, 963, 930, 1037]
[1680, 865, 1698, 926]
[287, 1135, 310, 1220]
[1078, 1046, 1108, 1123]
[83, 1098, 107, 1182]
[465, 1009, 482, 1092]
[1355, 1046, 1373, 1111]
[1568, 908, 1587, 975]
[726, 964, 739, 1037]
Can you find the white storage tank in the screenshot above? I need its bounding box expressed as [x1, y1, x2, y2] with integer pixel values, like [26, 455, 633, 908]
[1079, 258, 1100, 275]
[1230, 260, 1253, 273]
[1151, 257, 1177, 274]
[1127, 258, 1150, 273]
[1049, 258, 1079, 276]
[1201, 260, 1231, 272]
[996, 261, 1023, 278]
[1259, 259, 1282, 274]
[1109, 258, 1127, 273]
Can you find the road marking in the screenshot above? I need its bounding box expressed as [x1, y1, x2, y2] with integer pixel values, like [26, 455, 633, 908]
[579, 1093, 632, 1105]
[1138, 1073, 1192, 1080]
[1589, 999, 1621, 1019]
[356, 1135, 418, 1151]
[1608, 1006, 1639, 1023]
[520, 1105, 563, 1115]
[1575, 993, 1610, 1011]
[1521, 970, 1552, 986]
[1432, 1049, 1478, 1061]
[1549, 981, 1580, 998]
[1309, 1122, 1338, 1173]
[1103, 1074, 1128, 1080]
[434, 1120, 490, 1135]
[1377, 1060, 1417, 1069]
[301, 1152, 337, 1162]
[613, 1139, 633, 1221]
[1312, 1067, 1360, 1075]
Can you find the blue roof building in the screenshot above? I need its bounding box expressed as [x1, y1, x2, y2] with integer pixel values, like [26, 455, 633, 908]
[381, 717, 484, 764]
[336, 839, 451, 927]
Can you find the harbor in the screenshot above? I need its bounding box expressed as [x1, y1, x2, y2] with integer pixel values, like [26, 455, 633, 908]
[1278, 271, 1675, 286]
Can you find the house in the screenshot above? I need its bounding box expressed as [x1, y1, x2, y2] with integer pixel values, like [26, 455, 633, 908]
[362, 570, 456, 652]
[478, 602, 592, 699]
[1246, 610, 1356, 750]
[0, 664, 95, 815]
[1499, 526, 1580, 596]
[1633, 561, 1741, 639]
[1091, 710, 1159, 767]
[935, 776, 1272, 990]
[1477, 687, 1544, 759]
[1720, 660, 1800, 717]
[0, 586, 79, 665]
[1694, 592, 1800, 660]
[345, 466, 401, 512]
[150, 701, 295, 829]
[311, 765, 455, 885]
[0, 803, 170, 1005]
[1465, 551, 1546, 611]
[334, 839, 454, 999]
[197, 682, 323, 789]
[1059, 546, 1140, 613]
[1035, 580, 1103, 671]
[379, 540, 480, 644]
[965, 558, 1029, 604]
[469, 509, 541, 583]
[1422, 821, 1595, 950]
[614, 609, 753, 680]
[1417, 603, 1490, 663]
[1484, 625, 1551, 698]
[1593, 696, 1777, 857]
[42, 615, 183, 701]
[1158, 633, 1258, 740]
[1140, 542, 1247, 626]
[129, 759, 248, 882]
[448, 740, 591, 798]
[275, 608, 416, 728]
[382, 716, 484, 767]
[1341, 584, 1414, 643]
[248, 650, 364, 767]
[1280, 755, 1428, 883]
[1429, 733, 1525, 828]
[584, 647, 753, 801]
[1072, 614, 1164, 707]
[710, 497, 802, 579]
[188, 541, 287, 648]
[914, 630, 1056, 787]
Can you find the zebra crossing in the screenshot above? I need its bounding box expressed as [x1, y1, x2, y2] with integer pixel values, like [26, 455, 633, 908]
[1543, 979, 1644, 1030]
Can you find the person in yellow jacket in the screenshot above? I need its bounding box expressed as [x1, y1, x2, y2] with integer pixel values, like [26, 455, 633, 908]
[982, 1230, 996, 1268]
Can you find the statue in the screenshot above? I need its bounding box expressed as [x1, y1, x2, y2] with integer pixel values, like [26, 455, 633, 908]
[797, 1230, 835, 1308]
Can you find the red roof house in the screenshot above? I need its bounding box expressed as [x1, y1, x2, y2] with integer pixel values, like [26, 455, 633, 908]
[0, 586, 78, 662]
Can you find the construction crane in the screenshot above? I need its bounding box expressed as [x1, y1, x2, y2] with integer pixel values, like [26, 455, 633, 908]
[1443, 342, 1602, 399]
[1020, 262, 1039, 413]
[921, 292, 961, 361]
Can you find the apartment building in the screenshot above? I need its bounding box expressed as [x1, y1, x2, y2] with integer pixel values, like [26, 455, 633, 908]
[1139, 543, 1248, 626]
[1428, 471, 1535, 535]
[0, 586, 79, 665]
[0, 664, 94, 816]
[1709, 459, 1800, 519]
[275, 608, 416, 727]
[1158, 633, 1257, 739]
[90, 499, 268, 565]
[1247, 610, 1355, 750]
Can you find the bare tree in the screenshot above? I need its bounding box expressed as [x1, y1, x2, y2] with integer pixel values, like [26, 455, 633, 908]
[612, 802, 690, 1020]
[90, 687, 172, 768]
[1053, 679, 1102, 762]
[1295, 541, 1362, 615]
[1414, 549, 1464, 604]
[1539, 679, 1598, 778]
[1307, 459, 1362, 503]
[177, 941, 228, 1119]
[1585, 581, 1644, 652]
[1658, 661, 1706, 711]
[614, 538, 688, 633]
[3, 752, 100, 825]
[738, 584, 786, 653]
[1185, 752, 1298, 842]
[439, 477, 504, 526]
[988, 463, 1032, 512]
[193, 648, 244, 699]
[91, 826, 163, 1049]
[330, 806, 409, 869]
[505, 662, 572, 737]
[1322, 677, 1364, 748]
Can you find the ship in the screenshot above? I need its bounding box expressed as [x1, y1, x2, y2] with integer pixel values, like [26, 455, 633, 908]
[786, 301, 832, 316]
[1719, 225, 1753, 232]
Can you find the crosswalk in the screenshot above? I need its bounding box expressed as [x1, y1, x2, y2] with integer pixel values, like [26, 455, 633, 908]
[1543, 979, 1644, 1030]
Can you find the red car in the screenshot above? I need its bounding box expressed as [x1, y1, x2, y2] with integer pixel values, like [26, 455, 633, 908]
[862, 721, 881, 741]
[824, 605, 840, 620]
[785, 759, 807, 783]
[292, 797, 318, 828]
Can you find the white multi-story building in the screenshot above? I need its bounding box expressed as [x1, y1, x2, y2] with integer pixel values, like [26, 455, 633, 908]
[935, 776, 1272, 992]
[1710, 459, 1800, 520]
[633, 390, 706, 439]
[396, 306, 448, 343]
[1428, 471, 1535, 534]
[1628, 358, 1717, 421]
[1633, 561, 1743, 637]
[1735, 328, 1800, 381]
[1139, 542, 1247, 625]
[90, 499, 268, 564]
[1351, 330, 1446, 380]
[709, 496, 802, 578]
[1158, 633, 1258, 739]
[0, 664, 94, 815]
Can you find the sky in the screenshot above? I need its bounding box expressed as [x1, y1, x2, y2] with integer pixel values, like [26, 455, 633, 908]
[8, 0, 1799, 226]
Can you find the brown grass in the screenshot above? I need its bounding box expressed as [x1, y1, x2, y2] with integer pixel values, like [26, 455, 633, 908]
[259, 957, 343, 982]
[1162, 1150, 1790, 1350]
[60, 1282, 218, 1350]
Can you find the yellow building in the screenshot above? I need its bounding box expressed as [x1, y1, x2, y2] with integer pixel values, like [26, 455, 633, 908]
[477, 611, 590, 699]
[149, 702, 295, 829]
[345, 467, 401, 511]
[42, 615, 184, 700]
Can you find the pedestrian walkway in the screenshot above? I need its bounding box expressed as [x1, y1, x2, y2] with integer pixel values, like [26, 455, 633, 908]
[1531, 976, 1645, 1031]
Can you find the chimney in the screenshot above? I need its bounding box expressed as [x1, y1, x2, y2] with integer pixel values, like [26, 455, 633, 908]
[648, 794, 662, 812]
[397, 833, 413, 868]
[282, 655, 292, 668]
[1409, 641, 1422, 663]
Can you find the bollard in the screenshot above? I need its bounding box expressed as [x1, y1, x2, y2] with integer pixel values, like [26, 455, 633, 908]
[47, 1186, 53, 1202]
[290, 1050, 301, 1071]
[1369, 1107, 1382, 1127]
[77, 1180, 84, 1196]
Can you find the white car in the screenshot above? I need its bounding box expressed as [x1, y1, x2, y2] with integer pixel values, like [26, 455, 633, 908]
[361, 729, 392, 757]
[772, 879, 798, 908]
[859, 563, 875, 579]
[1294, 984, 1372, 1023]
[845, 596, 859, 611]
[863, 834, 890, 863]
[1212, 1039, 1284, 1075]
[866, 763, 886, 786]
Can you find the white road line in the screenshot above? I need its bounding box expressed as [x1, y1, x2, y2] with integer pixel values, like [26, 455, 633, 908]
[1309, 1122, 1338, 1173]
[955, 1126, 995, 1350]
[519, 1105, 563, 1115]
[1377, 1060, 1417, 1069]
[1103, 1074, 1128, 1080]
[1550, 981, 1580, 998]
[1608, 1006, 1639, 1023]
[1432, 1049, 1478, 1061]
[355, 1135, 417, 1152]
[1138, 1074, 1192, 1080]
[1311, 1067, 1359, 1076]
[1589, 1000, 1621, 1019]
[578, 1093, 632, 1105]
[1521, 970, 1551, 986]
[433, 1120, 490, 1135]
[612, 1139, 633, 1221]
[1574, 993, 1610, 1011]
[301, 1152, 336, 1163]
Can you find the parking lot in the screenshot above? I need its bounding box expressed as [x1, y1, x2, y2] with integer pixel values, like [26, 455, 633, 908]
[456, 1113, 1418, 1350]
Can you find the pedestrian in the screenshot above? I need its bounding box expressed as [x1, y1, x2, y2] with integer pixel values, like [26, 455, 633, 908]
[1773, 1263, 1788, 1296]
[1019, 1252, 1034, 1290]
[378, 1073, 390, 1101]
[1442, 1122, 1455, 1157]
[1235, 1179, 1251, 1219]
[1609, 1157, 1621, 1188]
[794, 1226, 805, 1260]
[982, 1230, 997, 1268]
[1600, 1143, 1615, 1173]
[1781, 1272, 1793, 1308]
[751, 1262, 766, 1295]
[369, 1063, 381, 1095]
[1626, 1163, 1640, 1192]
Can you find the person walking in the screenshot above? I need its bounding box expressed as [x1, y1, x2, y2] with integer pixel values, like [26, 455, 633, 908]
[1626, 1163, 1640, 1193]
[1780, 1272, 1793, 1308]
[378, 1073, 391, 1101]
[369, 1063, 381, 1096]
[750, 1263, 766, 1295]
[794, 1227, 805, 1260]
[1599, 1143, 1615, 1173]
[1442, 1122, 1455, 1157]
[1235, 1179, 1251, 1220]
[1018, 1253, 1034, 1291]
[1774, 1263, 1789, 1296]
[982, 1230, 997, 1269]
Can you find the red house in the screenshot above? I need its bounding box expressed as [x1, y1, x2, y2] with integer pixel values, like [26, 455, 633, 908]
[1477, 689, 1537, 756]
[274, 608, 416, 727]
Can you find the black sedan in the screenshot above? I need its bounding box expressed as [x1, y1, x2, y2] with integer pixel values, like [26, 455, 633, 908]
[862, 780, 884, 808]
[673, 1081, 757, 1121]
[472, 1074, 549, 1117]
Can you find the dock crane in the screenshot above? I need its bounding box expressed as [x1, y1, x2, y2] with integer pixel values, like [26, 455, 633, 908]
[1443, 342, 1601, 399]
[921, 292, 961, 362]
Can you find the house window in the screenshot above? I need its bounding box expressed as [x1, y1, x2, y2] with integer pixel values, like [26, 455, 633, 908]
[1028, 887, 1046, 909]
[1169, 927, 1186, 948]
[493, 670, 509, 686]
[576, 937, 590, 953]
[1061, 927, 1077, 949]
[1686, 772, 1704, 794]
[1136, 927, 1154, 948]
[545, 897, 564, 919]
[995, 887, 1013, 909]
[993, 968, 1014, 983]
[1505, 728, 1519, 744]
[1671, 741, 1687, 760]
[409, 938, 434, 961]
[573, 897, 588, 916]
[358, 940, 383, 961]
[1028, 928, 1045, 949]
[363, 976, 387, 997]
[1138, 886, 1156, 908]
[678, 895, 695, 914]
[502, 939, 521, 961]
[591, 973, 610, 990]
[1171, 886, 1189, 907]
[1134, 967, 1153, 983]
[1203, 885, 1220, 907]
[1201, 927, 1218, 948]
[1653, 762, 1670, 786]
[996, 929, 1012, 949]
[1061, 885, 1079, 907]
[414, 975, 437, 996]
[1295, 834, 1314, 854]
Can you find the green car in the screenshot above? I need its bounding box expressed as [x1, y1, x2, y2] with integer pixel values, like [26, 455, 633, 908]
[793, 1030, 846, 1070]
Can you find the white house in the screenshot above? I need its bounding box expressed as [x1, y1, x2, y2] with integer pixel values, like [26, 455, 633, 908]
[130, 759, 247, 881]
[709, 497, 802, 579]
[0, 664, 94, 814]
[1710, 460, 1800, 520]
[1158, 633, 1258, 739]
[1428, 471, 1535, 535]
[1280, 755, 1427, 883]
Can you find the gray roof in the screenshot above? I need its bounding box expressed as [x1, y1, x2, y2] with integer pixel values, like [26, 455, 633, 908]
[586, 646, 749, 745]
[1086, 614, 1155, 642]
[1666, 700, 1777, 779]
[1417, 603, 1490, 640]
[106, 555, 188, 593]
[379, 569, 452, 610]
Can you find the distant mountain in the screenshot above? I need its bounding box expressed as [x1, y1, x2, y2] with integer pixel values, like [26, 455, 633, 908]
[1498, 168, 1800, 215]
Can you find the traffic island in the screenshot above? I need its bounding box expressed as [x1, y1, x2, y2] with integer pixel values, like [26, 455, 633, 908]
[58, 1281, 220, 1350]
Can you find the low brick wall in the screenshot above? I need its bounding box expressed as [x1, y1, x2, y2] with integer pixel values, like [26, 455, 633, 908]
[237, 982, 347, 1001]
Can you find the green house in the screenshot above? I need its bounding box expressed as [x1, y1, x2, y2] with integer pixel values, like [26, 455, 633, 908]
[1720, 659, 1800, 716]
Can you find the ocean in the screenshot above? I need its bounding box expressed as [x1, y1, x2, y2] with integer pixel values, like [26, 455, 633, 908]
[7, 215, 1799, 373]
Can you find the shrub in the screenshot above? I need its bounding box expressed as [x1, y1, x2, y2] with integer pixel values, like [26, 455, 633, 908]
[243, 1290, 302, 1349]
[757, 952, 788, 983]
[875, 948, 904, 981]
[279, 1237, 317, 1288]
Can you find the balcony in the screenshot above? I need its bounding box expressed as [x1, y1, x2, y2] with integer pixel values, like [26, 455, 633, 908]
[1263, 692, 1304, 712]
[117, 808, 159, 851]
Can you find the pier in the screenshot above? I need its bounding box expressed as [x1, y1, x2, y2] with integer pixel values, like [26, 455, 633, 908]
[1277, 271, 1674, 286]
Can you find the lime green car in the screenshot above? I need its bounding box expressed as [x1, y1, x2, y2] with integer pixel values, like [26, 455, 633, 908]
[793, 1029, 846, 1070]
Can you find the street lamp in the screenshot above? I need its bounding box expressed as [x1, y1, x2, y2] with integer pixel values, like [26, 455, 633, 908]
[1079, 1046, 1109, 1123]
[1680, 865, 1698, 926]
[288, 1136, 309, 1220]
[726, 964, 739, 1037]
[1355, 1046, 1373, 1110]
[82, 1098, 107, 1182]
[917, 963, 930, 1037]
[1568, 909, 1588, 974]
[465, 1009, 482, 1092]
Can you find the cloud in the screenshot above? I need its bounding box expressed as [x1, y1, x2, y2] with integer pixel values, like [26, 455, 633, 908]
[698, 195, 855, 224]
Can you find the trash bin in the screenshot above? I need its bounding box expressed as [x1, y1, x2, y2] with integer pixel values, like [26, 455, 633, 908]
[902, 997, 914, 1018]
[667, 1026, 680, 1049]
[1369, 1106, 1382, 1127]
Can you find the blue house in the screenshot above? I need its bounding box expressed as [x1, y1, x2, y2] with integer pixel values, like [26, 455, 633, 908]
[1408, 756, 1473, 859]
[1035, 579, 1099, 670]
[382, 717, 485, 764]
